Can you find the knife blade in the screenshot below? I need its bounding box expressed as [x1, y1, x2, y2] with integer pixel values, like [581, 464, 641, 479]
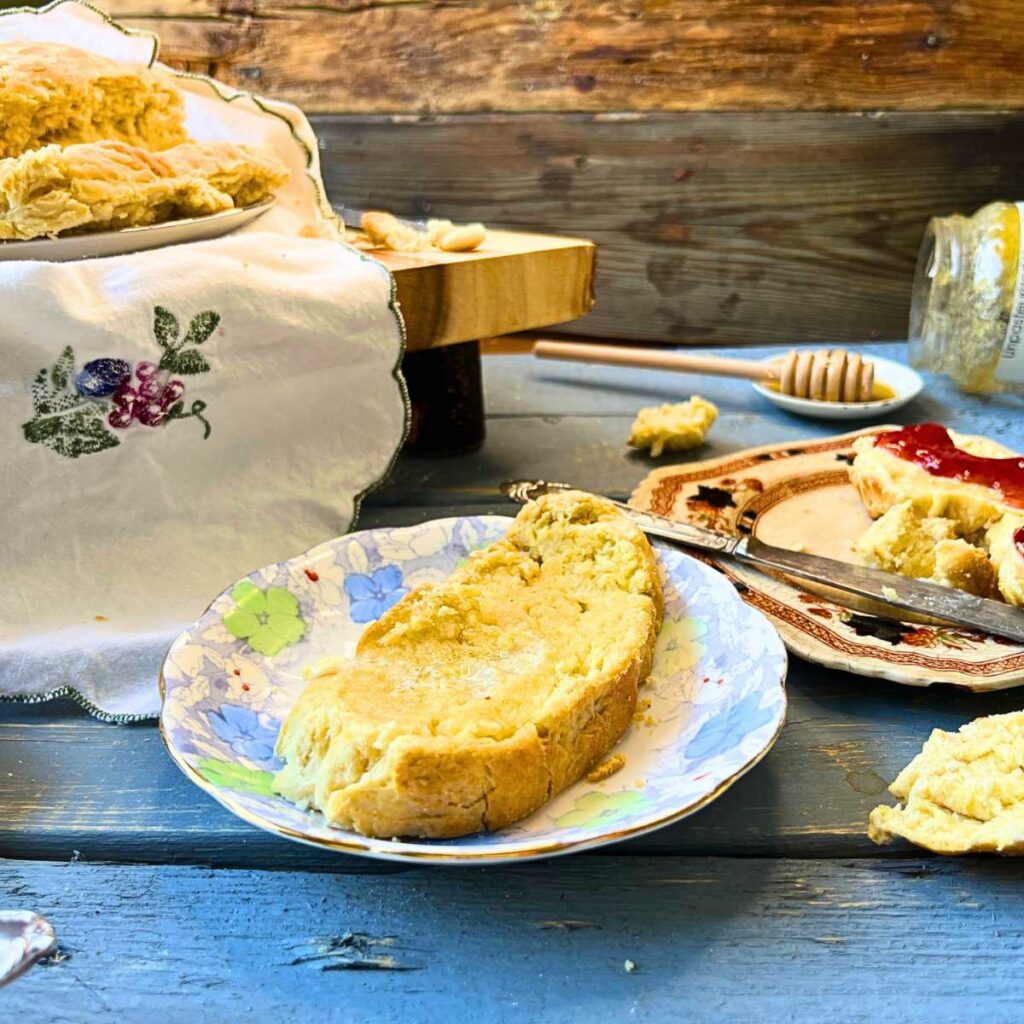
[500, 479, 1024, 645]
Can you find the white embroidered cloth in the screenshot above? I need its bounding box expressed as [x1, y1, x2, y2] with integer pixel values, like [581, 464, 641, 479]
[0, 2, 407, 720]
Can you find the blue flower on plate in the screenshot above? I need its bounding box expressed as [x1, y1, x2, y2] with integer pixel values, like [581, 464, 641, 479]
[208, 704, 280, 763]
[344, 565, 408, 623]
[685, 692, 775, 762]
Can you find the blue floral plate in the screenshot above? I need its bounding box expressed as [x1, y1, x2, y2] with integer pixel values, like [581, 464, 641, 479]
[160, 515, 787, 864]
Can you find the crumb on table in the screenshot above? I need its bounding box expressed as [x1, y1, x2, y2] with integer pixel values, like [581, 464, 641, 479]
[627, 396, 718, 457]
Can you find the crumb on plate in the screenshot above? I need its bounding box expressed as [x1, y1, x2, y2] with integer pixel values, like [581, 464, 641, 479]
[586, 753, 626, 783]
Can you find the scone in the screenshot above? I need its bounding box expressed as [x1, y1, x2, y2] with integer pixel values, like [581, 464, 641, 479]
[855, 499, 1000, 599]
[628, 396, 718, 457]
[0, 140, 288, 240]
[274, 491, 664, 839]
[986, 513, 1024, 607]
[869, 711, 1024, 855]
[850, 424, 1024, 605]
[849, 423, 1020, 531]
[0, 41, 187, 158]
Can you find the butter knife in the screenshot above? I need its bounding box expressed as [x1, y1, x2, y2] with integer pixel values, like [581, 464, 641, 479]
[501, 479, 1024, 645]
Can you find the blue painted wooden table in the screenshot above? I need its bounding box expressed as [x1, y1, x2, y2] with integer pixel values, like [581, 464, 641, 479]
[2, 342, 1024, 1023]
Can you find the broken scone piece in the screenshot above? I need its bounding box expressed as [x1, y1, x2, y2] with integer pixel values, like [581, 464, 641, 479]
[869, 711, 1024, 855]
[985, 513, 1024, 607]
[355, 210, 486, 253]
[855, 499, 1000, 599]
[0, 140, 288, 240]
[628, 396, 718, 458]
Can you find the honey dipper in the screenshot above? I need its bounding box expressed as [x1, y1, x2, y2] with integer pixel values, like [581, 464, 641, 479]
[533, 341, 876, 403]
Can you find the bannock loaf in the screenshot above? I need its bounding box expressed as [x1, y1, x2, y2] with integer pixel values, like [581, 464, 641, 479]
[274, 491, 663, 838]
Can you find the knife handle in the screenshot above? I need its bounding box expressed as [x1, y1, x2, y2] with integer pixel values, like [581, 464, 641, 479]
[604, 501, 740, 555]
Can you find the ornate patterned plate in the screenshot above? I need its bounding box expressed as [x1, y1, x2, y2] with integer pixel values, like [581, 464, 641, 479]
[160, 515, 787, 864]
[632, 428, 1024, 690]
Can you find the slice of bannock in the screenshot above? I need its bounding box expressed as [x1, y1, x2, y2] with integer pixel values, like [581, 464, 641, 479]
[274, 491, 663, 839]
[0, 140, 288, 240]
[849, 429, 1016, 533]
[869, 711, 1024, 855]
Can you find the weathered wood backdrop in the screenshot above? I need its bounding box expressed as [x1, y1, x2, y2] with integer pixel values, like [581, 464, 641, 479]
[35, 2, 1024, 342]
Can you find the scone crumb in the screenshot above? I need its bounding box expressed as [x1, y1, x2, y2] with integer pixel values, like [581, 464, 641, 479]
[631, 699, 652, 725]
[628, 396, 718, 457]
[355, 209, 487, 254]
[586, 753, 627, 782]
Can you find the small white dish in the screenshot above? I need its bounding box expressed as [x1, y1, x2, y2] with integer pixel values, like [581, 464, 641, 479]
[0, 198, 275, 263]
[751, 354, 923, 420]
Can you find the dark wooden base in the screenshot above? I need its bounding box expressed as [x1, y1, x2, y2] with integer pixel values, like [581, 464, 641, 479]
[401, 339, 486, 455]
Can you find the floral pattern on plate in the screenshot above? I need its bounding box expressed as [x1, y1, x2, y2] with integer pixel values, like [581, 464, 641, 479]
[632, 428, 1024, 690]
[160, 515, 787, 864]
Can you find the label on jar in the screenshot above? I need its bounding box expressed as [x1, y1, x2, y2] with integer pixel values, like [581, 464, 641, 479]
[996, 202, 1024, 383]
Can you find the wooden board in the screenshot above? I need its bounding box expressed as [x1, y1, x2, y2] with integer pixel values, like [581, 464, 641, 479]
[3, 648, 1021, 869]
[319, 112, 1024, 345]
[103, 0, 1024, 112]
[6, 856, 1024, 1023]
[366, 229, 595, 350]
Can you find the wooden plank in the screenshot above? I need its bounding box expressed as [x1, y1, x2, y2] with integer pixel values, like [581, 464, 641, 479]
[5, 856, 1024, 1022]
[4, 581, 1024, 868]
[476, 342, 1024, 440]
[372, 229, 595, 350]
[379, 350, 1024, 505]
[99, 0, 1024, 112]
[315, 112, 1024, 344]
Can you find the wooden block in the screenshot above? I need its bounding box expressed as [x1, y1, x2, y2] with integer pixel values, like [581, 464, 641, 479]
[363, 229, 595, 351]
[116, 0, 1024, 111]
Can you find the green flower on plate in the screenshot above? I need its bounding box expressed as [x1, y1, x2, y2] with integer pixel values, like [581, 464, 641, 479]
[196, 758, 275, 796]
[223, 581, 306, 656]
[555, 789, 653, 829]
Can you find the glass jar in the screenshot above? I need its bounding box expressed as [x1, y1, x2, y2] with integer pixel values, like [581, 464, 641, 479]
[909, 201, 1024, 394]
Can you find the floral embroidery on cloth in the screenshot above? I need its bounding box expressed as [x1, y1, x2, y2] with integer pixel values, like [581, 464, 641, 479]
[21, 305, 217, 459]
